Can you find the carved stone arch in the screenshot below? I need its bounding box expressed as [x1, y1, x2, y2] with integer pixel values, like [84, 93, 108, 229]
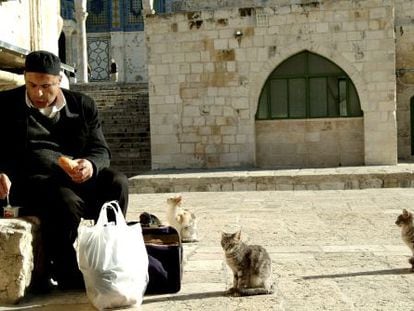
[249, 44, 367, 120]
[250, 43, 367, 168]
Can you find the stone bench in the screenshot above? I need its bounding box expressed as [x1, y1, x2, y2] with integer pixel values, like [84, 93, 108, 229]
[0, 217, 43, 304]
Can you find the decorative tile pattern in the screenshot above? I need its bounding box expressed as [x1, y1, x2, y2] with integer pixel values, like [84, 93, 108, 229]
[112, 0, 121, 29]
[61, 0, 75, 20]
[122, 0, 144, 31]
[86, 0, 111, 32]
[88, 38, 110, 81]
[85, 0, 149, 33]
[159, 0, 174, 13]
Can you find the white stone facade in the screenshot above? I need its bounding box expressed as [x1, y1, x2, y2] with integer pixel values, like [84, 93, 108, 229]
[111, 32, 148, 83]
[0, 0, 61, 55]
[145, 0, 399, 169]
[0, 1, 31, 51]
[0, 0, 62, 89]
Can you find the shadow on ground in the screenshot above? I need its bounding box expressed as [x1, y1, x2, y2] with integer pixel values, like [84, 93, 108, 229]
[143, 291, 224, 304]
[302, 267, 411, 280]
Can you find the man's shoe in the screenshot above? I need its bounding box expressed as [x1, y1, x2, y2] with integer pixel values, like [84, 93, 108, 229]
[29, 277, 57, 295]
[57, 276, 85, 291]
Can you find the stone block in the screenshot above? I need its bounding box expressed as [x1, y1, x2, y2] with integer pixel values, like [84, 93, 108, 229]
[0, 217, 41, 304]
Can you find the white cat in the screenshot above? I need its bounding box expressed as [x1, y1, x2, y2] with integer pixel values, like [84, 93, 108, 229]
[166, 195, 198, 243]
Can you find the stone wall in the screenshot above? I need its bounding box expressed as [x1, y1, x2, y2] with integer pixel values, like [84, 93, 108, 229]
[256, 117, 364, 168]
[0, 0, 61, 88]
[0, 1, 31, 51]
[71, 83, 151, 177]
[145, 0, 397, 170]
[0, 0, 61, 53]
[169, 0, 323, 12]
[113, 32, 148, 82]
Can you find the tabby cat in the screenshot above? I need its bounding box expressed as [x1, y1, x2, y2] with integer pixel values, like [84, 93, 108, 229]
[221, 229, 274, 296]
[395, 209, 414, 271]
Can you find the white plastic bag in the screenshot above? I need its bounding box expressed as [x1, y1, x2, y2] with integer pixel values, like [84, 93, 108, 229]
[75, 200, 149, 310]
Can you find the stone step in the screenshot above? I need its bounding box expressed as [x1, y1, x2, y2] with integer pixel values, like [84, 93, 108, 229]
[128, 163, 414, 193]
[70, 83, 151, 177]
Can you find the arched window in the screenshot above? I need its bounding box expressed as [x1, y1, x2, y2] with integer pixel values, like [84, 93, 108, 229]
[256, 51, 362, 120]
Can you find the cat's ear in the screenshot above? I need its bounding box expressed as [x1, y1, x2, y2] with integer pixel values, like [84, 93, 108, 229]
[235, 230, 241, 240]
[403, 209, 410, 217]
[175, 195, 182, 205]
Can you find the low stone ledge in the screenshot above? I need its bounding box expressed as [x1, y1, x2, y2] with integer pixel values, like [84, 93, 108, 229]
[0, 217, 41, 304]
[128, 165, 414, 194]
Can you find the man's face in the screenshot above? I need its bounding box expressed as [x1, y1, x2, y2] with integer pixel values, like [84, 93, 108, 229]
[24, 72, 61, 109]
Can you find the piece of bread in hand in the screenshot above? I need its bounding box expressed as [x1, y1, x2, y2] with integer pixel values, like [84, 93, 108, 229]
[58, 156, 77, 174]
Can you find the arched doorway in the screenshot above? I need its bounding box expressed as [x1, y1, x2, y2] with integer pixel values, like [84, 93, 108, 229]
[255, 51, 364, 168]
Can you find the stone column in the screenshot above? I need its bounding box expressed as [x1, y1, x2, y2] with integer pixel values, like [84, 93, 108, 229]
[62, 22, 76, 68]
[142, 0, 155, 14]
[29, 0, 60, 53]
[74, 0, 88, 83]
[29, 0, 41, 51]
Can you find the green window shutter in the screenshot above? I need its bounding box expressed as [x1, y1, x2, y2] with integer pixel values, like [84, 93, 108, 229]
[270, 79, 288, 118]
[309, 77, 327, 117]
[256, 51, 362, 120]
[289, 78, 306, 118]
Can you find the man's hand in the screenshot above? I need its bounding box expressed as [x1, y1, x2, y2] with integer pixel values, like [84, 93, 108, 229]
[68, 159, 94, 184]
[0, 173, 11, 200]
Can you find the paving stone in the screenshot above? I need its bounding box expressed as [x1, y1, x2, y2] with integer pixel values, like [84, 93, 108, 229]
[3, 170, 414, 310]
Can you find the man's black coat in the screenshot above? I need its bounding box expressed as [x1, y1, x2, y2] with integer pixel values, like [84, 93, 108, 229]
[0, 85, 110, 192]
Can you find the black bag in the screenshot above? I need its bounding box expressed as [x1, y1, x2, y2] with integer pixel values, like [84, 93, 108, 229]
[142, 225, 183, 294]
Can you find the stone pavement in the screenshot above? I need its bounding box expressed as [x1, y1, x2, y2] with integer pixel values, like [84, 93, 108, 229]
[2, 187, 414, 310]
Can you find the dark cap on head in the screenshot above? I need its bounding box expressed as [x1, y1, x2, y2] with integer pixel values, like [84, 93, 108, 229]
[25, 50, 61, 75]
